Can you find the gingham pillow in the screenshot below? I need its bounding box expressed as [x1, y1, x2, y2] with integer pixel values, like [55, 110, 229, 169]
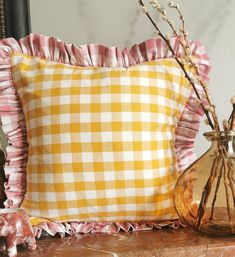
[0, 34, 210, 236]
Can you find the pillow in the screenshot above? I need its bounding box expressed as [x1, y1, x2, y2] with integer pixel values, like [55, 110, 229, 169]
[0, 34, 210, 236]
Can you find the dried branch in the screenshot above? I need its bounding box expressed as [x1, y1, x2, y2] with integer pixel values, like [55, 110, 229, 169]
[228, 162, 235, 216]
[138, 0, 218, 131]
[209, 158, 223, 220]
[222, 149, 232, 222]
[229, 96, 235, 130]
[196, 155, 218, 228]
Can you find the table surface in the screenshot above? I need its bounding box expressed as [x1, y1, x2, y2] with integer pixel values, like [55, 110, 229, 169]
[1, 227, 235, 257]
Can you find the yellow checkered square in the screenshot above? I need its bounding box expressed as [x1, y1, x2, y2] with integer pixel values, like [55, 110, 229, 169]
[10, 52, 192, 224]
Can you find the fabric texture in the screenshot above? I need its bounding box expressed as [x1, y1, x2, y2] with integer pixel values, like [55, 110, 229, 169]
[12, 52, 192, 223]
[0, 34, 210, 236]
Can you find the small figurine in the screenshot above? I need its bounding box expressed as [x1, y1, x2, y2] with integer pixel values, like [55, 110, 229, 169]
[0, 208, 36, 257]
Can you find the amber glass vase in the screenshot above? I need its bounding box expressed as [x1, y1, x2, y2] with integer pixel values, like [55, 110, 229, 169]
[174, 131, 235, 236]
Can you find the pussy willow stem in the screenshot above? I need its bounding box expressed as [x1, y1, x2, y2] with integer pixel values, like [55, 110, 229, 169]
[228, 161, 235, 215]
[197, 147, 234, 228]
[209, 157, 223, 220]
[167, 4, 220, 132]
[196, 154, 218, 228]
[229, 161, 235, 185]
[228, 109, 234, 126]
[173, 5, 186, 40]
[139, 0, 218, 131]
[222, 149, 232, 222]
[229, 105, 235, 130]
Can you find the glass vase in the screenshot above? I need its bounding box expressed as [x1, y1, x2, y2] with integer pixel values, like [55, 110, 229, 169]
[174, 131, 235, 236]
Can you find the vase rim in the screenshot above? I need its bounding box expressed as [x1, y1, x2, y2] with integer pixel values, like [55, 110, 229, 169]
[203, 130, 235, 140]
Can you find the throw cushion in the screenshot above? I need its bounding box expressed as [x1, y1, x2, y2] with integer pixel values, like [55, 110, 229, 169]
[0, 34, 210, 235]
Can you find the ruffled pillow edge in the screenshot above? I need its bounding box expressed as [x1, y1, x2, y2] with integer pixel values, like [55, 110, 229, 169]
[0, 33, 210, 236]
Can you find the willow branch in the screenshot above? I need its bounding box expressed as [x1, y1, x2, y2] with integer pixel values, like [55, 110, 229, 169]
[139, 0, 215, 130]
[168, 3, 220, 131]
[222, 150, 232, 222]
[228, 161, 235, 214]
[196, 154, 218, 227]
[229, 102, 235, 130]
[209, 157, 223, 220]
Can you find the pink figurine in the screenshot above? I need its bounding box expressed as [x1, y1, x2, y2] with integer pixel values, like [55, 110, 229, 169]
[0, 208, 36, 257]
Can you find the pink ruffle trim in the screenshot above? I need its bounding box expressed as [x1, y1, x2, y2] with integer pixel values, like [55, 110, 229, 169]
[33, 219, 186, 238]
[0, 34, 210, 235]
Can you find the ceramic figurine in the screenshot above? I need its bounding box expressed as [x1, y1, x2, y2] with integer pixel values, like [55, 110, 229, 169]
[0, 208, 36, 257]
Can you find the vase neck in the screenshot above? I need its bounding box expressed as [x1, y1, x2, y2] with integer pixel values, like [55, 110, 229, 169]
[206, 133, 235, 158]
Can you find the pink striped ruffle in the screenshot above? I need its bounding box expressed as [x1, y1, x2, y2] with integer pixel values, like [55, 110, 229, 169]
[0, 34, 210, 235]
[33, 220, 186, 238]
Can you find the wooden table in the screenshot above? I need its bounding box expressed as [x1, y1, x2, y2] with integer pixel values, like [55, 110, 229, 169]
[1, 227, 235, 257]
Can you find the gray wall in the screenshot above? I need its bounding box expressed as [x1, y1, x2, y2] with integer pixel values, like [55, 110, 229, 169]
[3, 0, 233, 157]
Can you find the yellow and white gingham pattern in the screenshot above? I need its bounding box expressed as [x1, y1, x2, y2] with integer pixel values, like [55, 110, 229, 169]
[11, 53, 191, 223]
